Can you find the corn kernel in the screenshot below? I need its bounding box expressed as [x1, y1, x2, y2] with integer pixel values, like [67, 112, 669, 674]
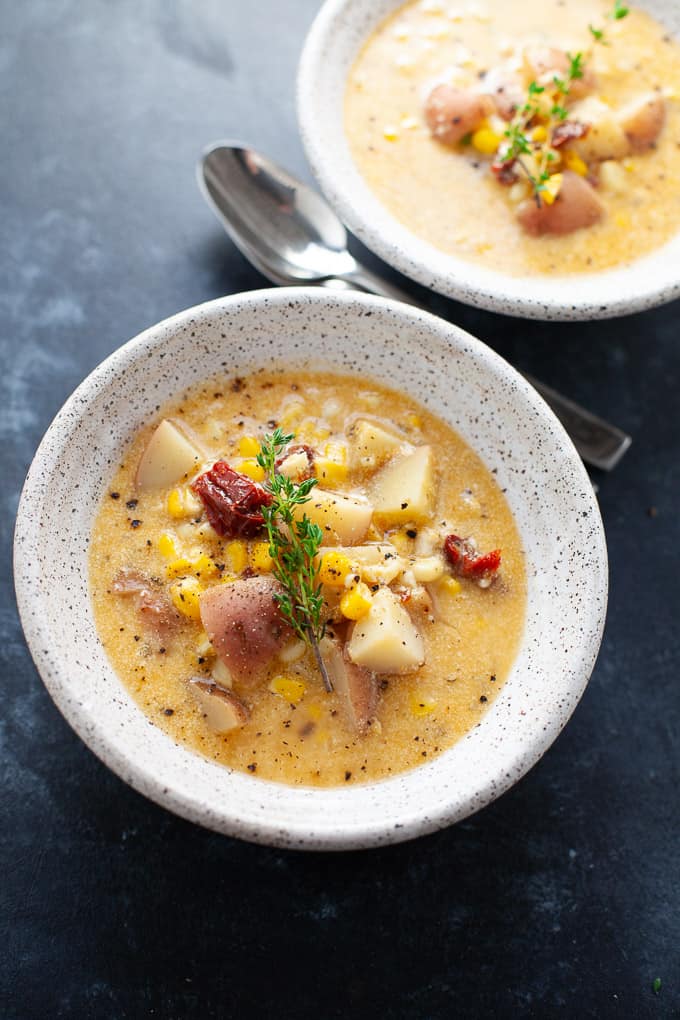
[340, 582, 373, 620]
[195, 631, 214, 657]
[541, 173, 563, 206]
[238, 458, 265, 483]
[442, 576, 462, 596]
[410, 693, 437, 717]
[192, 553, 220, 579]
[166, 556, 193, 579]
[531, 124, 548, 143]
[406, 412, 422, 429]
[614, 212, 631, 229]
[314, 459, 349, 486]
[166, 488, 184, 518]
[238, 435, 261, 458]
[270, 675, 306, 704]
[226, 540, 247, 574]
[319, 551, 355, 587]
[471, 127, 503, 155]
[563, 151, 588, 176]
[166, 552, 219, 580]
[249, 541, 274, 573]
[158, 532, 178, 559]
[166, 487, 200, 519]
[170, 576, 202, 620]
[383, 125, 400, 141]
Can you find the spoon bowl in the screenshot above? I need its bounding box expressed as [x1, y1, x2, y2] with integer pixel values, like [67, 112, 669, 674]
[199, 143, 355, 283]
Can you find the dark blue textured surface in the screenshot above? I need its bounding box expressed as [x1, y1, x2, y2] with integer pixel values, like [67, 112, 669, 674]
[1, 2, 678, 1017]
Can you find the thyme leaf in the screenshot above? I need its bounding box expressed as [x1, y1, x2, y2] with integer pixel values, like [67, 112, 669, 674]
[257, 429, 332, 692]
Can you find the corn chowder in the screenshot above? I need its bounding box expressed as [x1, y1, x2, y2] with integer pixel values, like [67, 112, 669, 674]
[90, 371, 526, 787]
[345, 0, 680, 275]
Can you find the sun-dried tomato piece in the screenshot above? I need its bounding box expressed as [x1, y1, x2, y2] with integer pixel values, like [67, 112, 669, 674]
[444, 534, 501, 584]
[191, 461, 272, 538]
[551, 120, 590, 148]
[491, 157, 519, 185]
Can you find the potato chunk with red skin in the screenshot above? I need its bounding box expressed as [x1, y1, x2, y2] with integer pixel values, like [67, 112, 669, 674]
[199, 576, 293, 688]
[188, 679, 249, 733]
[482, 68, 525, 121]
[112, 567, 179, 639]
[619, 93, 666, 152]
[523, 47, 596, 100]
[516, 171, 604, 237]
[424, 85, 493, 145]
[321, 635, 378, 733]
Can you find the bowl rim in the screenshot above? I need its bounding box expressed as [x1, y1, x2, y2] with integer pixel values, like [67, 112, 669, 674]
[14, 287, 608, 849]
[297, 0, 680, 321]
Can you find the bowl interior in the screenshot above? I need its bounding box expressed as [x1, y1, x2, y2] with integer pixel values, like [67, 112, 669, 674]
[14, 288, 607, 848]
[297, 0, 680, 320]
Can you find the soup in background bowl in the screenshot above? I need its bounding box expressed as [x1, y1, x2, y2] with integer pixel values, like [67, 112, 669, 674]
[298, 0, 680, 318]
[14, 288, 607, 849]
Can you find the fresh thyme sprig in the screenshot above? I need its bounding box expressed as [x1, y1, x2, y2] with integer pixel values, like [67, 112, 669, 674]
[256, 429, 332, 692]
[590, 0, 629, 44]
[500, 3, 629, 205]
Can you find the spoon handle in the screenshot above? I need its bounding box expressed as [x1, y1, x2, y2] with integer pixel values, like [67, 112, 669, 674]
[321, 274, 631, 472]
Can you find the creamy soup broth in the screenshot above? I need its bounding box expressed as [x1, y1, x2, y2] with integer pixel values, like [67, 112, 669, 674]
[90, 370, 526, 787]
[345, 0, 680, 274]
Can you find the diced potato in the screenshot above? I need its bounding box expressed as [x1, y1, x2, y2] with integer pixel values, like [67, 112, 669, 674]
[371, 446, 435, 525]
[347, 587, 424, 674]
[294, 488, 373, 546]
[278, 639, 306, 664]
[278, 450, 311, 481]
[320, 636, 378, 731]
[349, 418, 410, 469]
[618, 93, 666, 152]
[135, 419, 206, 490]
[411, 555, 445, 583]
[188, 679, 247, 732]
[599, 159, 628, 194]
[211, 658, 233, 687]
[427, 575, 463, 619]
[571, 98, 629, 162]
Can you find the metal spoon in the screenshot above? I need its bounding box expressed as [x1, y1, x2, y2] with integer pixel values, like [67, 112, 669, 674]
[198, 142, 631, 471]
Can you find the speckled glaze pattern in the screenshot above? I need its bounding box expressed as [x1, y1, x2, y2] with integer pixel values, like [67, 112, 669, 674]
[14, 288, 608, 849]
[297, 0, 680, 321]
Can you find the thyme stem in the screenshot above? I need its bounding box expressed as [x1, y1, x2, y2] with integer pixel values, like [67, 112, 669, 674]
[257, 429, 332, 692]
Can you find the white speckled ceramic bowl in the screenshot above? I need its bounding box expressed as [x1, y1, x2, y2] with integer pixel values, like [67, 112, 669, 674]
[297, 0, 680, 320]
[14, 288, 607, 849]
